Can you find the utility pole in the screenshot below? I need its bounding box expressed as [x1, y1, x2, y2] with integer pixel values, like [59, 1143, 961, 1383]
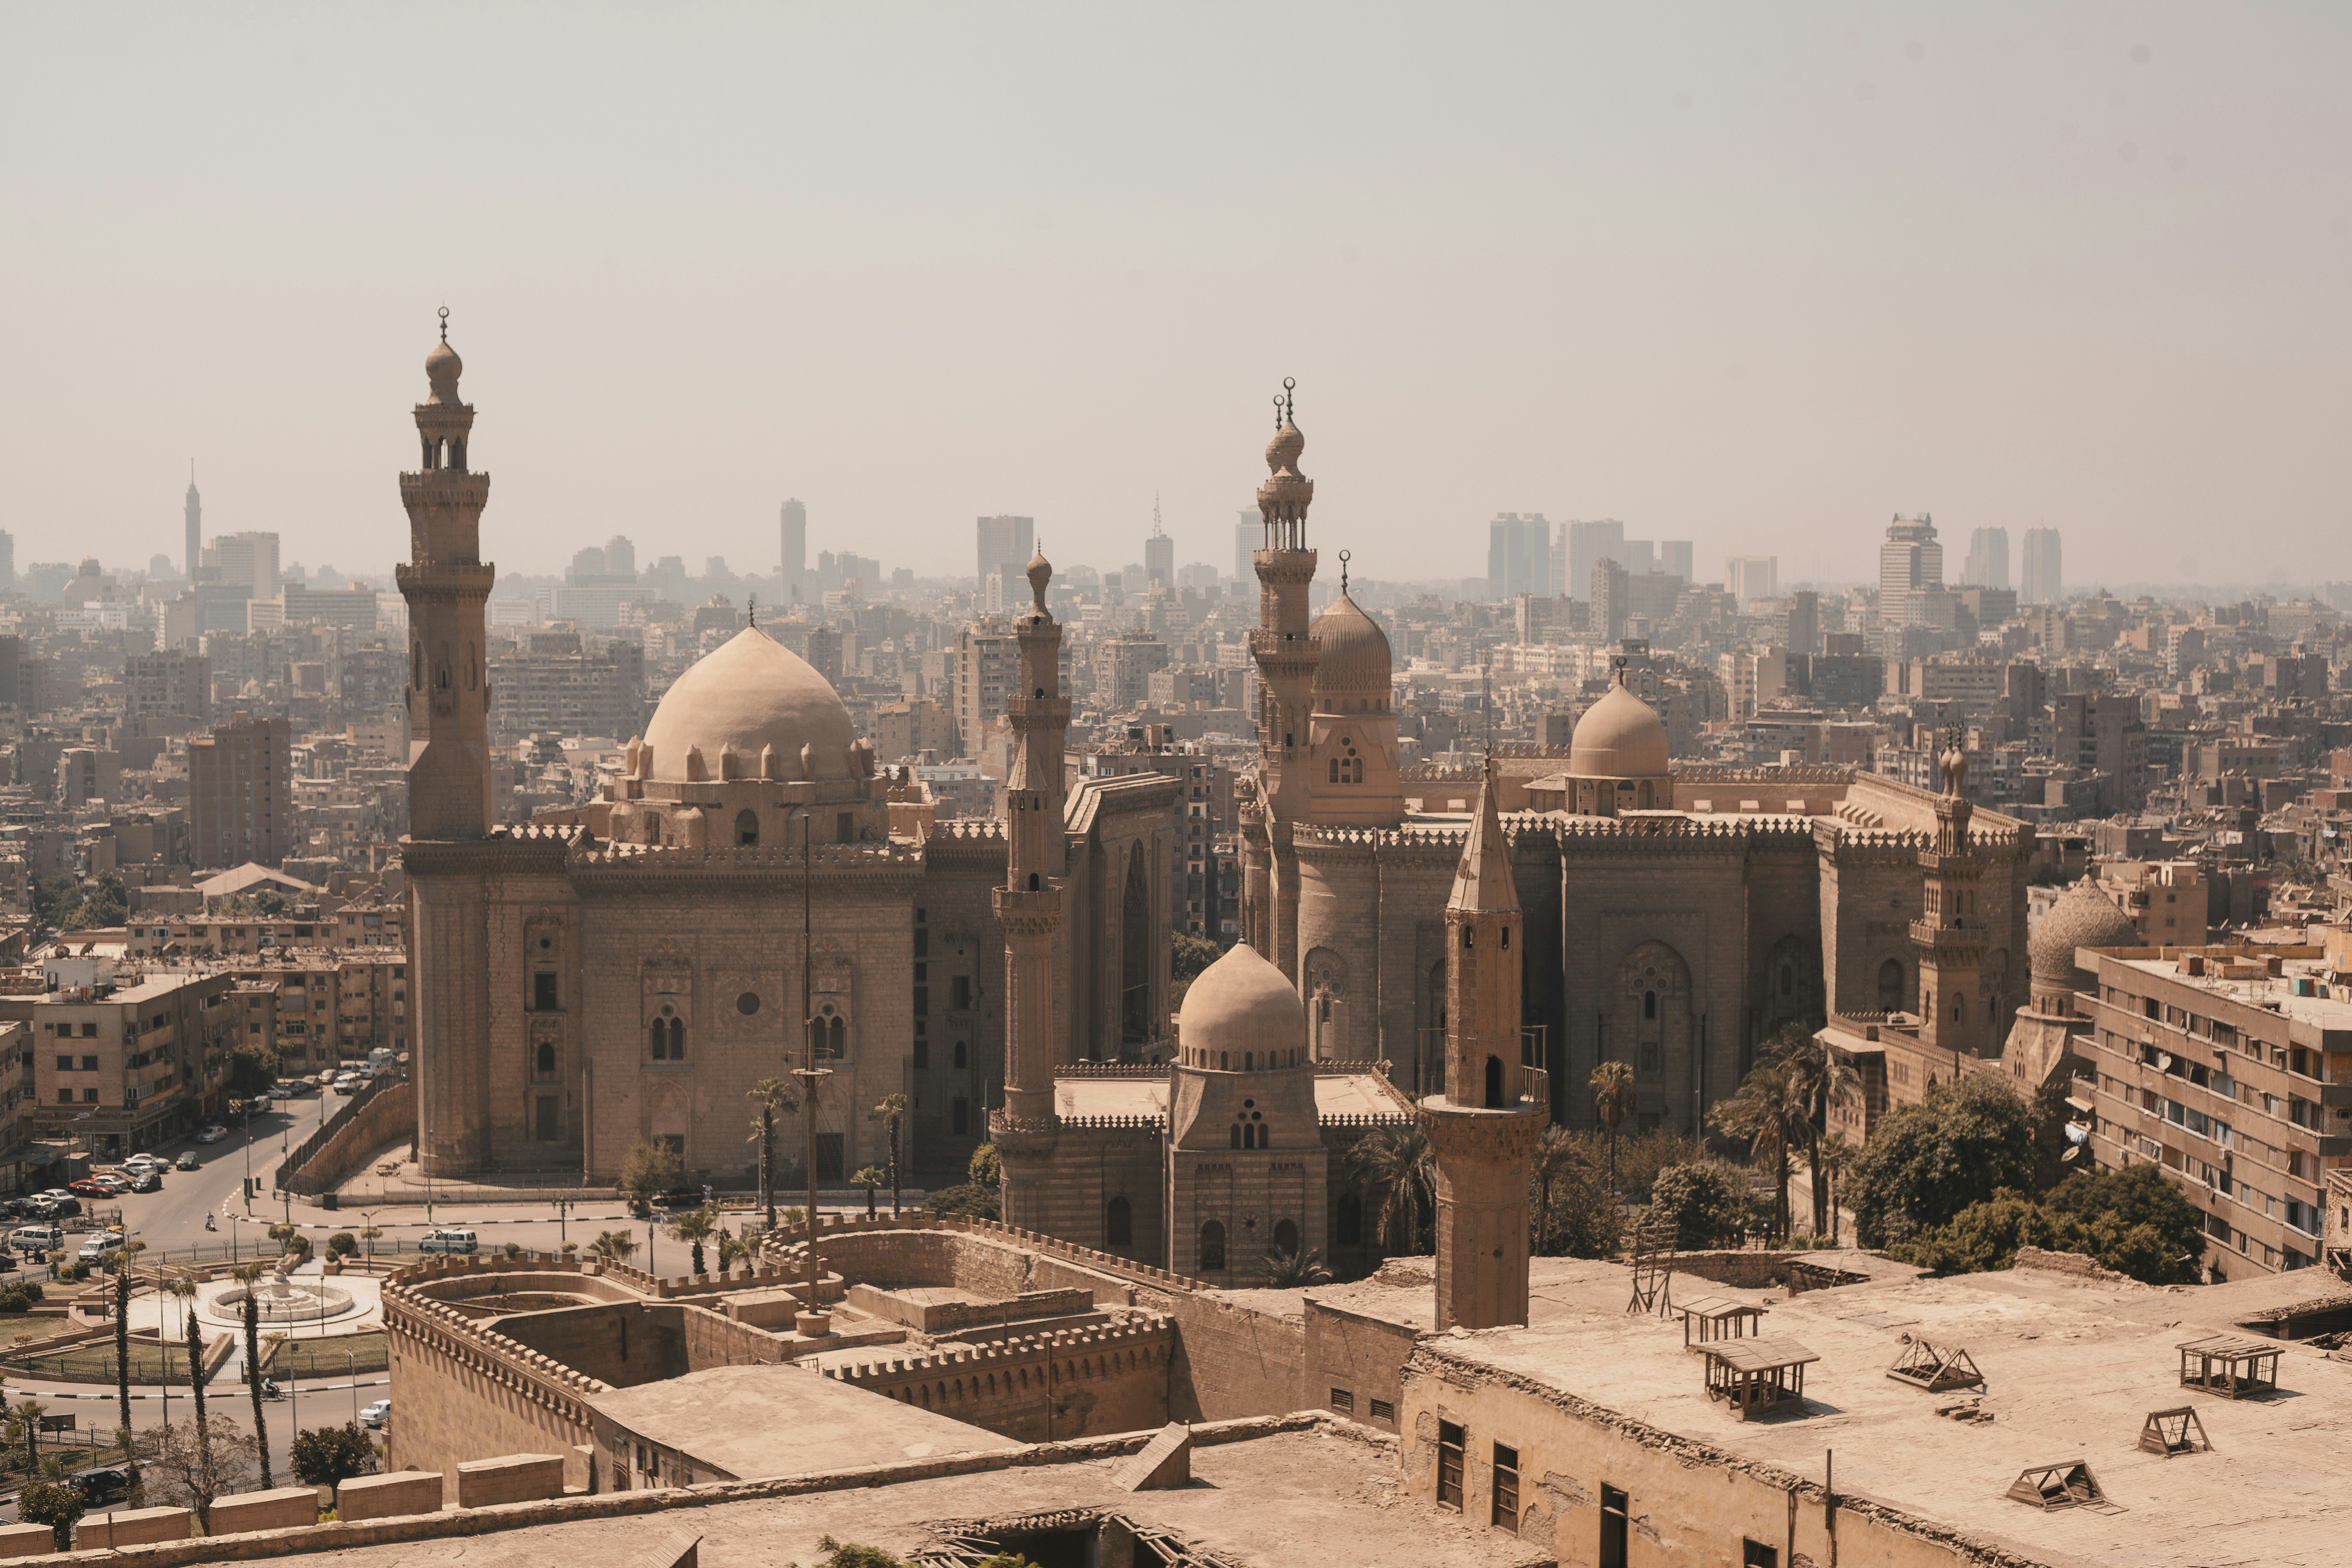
[789, 809, 833, 1337]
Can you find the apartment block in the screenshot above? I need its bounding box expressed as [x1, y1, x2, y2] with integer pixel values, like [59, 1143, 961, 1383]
[15, 971, 238, 1158]
[189, 711, 292, 869]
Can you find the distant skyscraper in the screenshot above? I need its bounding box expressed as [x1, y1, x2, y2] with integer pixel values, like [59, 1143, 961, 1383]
[1962, 526, 2010, 590]
[1878, 514, 1941, 617]
[1725, 557, 1779, 606]
[0, 529, 13, 593]
[1656, 541, 1693, 581]
[1566, 520, 1625, 602]
[1620, 539, 1656, 578]
[1591, 558, 1628, 642]
[780, 498, 806, 600]
[1785, 588, 1820, 655]
[976, 514, 1034, 590]
[210, 531, 280, 598]
[2022, 527, 2064, 604]
[1235, 511, 1259, 583]
[1145, 505, 1174, 589]
[1485, 513, 1550, 600]
[184, 472, 201, 581]
[604, 535, 637, 578]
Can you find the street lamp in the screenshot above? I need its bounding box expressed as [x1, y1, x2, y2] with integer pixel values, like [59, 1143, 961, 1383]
[789, 807, 834, 1335]
[346, 1350, 359, 1429]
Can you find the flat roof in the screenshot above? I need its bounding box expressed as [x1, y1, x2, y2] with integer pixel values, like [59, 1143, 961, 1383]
[1352, 1255, 2352, 1568]
[1053, 1068, 1411, 1122]
[2107, 951, 2352, 1033]
[586, 1362, 1021, 1481]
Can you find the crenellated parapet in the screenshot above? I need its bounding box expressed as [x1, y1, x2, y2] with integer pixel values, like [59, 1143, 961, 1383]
[382, 1263, 616, 1431]
[824, 1313, 1173, 1394]
[1674, 763, 1855, 786]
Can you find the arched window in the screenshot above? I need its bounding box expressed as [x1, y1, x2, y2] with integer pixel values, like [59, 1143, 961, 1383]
[1485, 1054, 1504, 1109]
[1106, 1195, 1133, 1246]
[1643, 990, 1657, 1021]
[1878, 958, 1904, 1012]
[1335, 1192, 1363, 1246]
[1953, 993, 1967, 1024]
[535, 1040, 556, 1075]
[1245, 1123, 1258, 1149]
[1199, 1220, 1227, 1272]
[827, 1016, 846, 1058]
[953, 1039, 967, 1069]
[668, 1016, 686, 1059]
[1230, 1124, 1242, 1150]
[1272, 1218, 1300, 1258]
[1463, 928, 1473, 949]
[735, 809, 759, 847]
[1027, 872, 1040, 891]
[1780, 965, 1794, 997]
[650, 1003, 679, 1061]
[1501, 927, 1510, 950]
[1328, 758, 1339, 783]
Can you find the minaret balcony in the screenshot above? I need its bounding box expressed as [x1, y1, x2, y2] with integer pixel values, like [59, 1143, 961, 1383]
[1909, 920, 1990, 954]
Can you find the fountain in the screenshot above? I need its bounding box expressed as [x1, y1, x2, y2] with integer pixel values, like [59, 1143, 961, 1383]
[209, 1265, 357, 1325]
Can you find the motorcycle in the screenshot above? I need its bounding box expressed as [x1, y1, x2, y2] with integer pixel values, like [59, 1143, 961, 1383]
[204, 1215, 217, 1232]
[259, 1378, 285, 1401]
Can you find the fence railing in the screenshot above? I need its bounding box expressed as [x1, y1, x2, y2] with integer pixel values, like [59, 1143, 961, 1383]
[276, 1073, 402, 1194]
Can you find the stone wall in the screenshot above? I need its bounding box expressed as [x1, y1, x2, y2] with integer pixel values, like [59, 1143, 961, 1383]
[280, 1078, 413, 1198]
[1303, 1297, 1416, 1435]
[822, 1316, 1173, 1443]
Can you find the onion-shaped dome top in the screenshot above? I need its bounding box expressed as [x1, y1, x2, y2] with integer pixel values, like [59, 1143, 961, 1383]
[1177, 942, 1306, 1063]
[1568, 676, 1671, 779]
[1310, 592, 1392, 698]
[1025, 549, 1053, 615]
[2031, 877, 2141, 984]
[641, 625, 858, 782]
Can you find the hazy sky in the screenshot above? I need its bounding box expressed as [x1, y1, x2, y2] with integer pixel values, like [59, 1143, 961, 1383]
[3, 5, 2346, 591]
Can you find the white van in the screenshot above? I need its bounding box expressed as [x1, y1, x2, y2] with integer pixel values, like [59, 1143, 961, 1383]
[10, 1225, 62, 1255]
[419, 1229, 478, 1254]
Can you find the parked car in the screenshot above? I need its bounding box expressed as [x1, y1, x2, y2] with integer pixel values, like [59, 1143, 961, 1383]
[66, 1178, 115, 1198]
[418, 1228, 478, 1255]
[78, 1232, 124, 1263]
[68, 1468, 132, 1506]
[174, 1152, 201, 1172]
[331, 1075, 359, 1095]
[359, 1399, 391, 1430]
[195, 1124, 228, 1144]
[122, 1153, 166, 1172]
[127, 1171, 162, 1194]
[28, 1196, 83, 1220]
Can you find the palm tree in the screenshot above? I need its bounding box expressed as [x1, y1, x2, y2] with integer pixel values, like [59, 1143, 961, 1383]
[667, 1207, 718, 1277]
[1764, 1022, 1860, 1236]
[164, 1276, 217, 1530]
[850, 1166, 885, 1219]
[1815, 1132, 1859, 1247]
[1344, 1127, 1435, 1255]
[1263, 1246, 1332, 1288]
[874, 1094, 909, 1215]
[1527, 1124, 1583, 1257]
[1589, 1060, 1637, 1200]
[230, 1264, 273, 1487]
[1706, 1063, 1801, 1242]
[107, 1240, 145, 1435]
[588, 1230, 638, 1265]
[12, 1400, 44, 1479]
[746, 1079, 798, 1232]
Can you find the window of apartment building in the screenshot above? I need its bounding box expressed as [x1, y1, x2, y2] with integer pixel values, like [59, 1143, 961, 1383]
[54, 1056, 71, 1072]
[1492, 1443, 1520, 1531]
[1435, 1421, 1465, 1511]
[55, 1088, 70, 1104]
[78, 1024, 96, 1038]
[80, 1055, 97, 1071]
[1600, 1484, 1631, 1568]
[82, 1089, 98, 1103]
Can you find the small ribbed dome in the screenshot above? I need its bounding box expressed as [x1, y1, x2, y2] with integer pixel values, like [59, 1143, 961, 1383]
[641, 626, 858, 782]
[1178, 942, 1305, 1063]
[2031, 877, 2141, 984]
[1569, 680, 1670, 779]
[425, 338, 462, 402]
[1311, 592, 1392, 698]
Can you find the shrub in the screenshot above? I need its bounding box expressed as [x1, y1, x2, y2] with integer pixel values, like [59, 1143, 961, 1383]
[504, 1240, 523, 1259]
[291, 1423, 378, 1487]
[326, 1232, 357, 1259]
[16, 1480, 84, 1549]
[1646, 1160, 1756, 1248]
[0, 1284, 34, 1313]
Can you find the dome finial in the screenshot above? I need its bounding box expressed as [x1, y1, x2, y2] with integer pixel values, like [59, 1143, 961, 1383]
[438, 304, 449, 344]
[747, 593, 757, 629]
[1612, 654, 1629, 687]
[1338, 548, 1350, 595]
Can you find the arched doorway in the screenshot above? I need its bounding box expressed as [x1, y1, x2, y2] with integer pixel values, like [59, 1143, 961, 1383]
[1120, 848, 1151, 1046]
[1198, 1220, 1227, 1273]
[1614, 941, 1693, 1133]
[1877, 957, 1906, 1013]
[1105, 1195, 1133, 1247]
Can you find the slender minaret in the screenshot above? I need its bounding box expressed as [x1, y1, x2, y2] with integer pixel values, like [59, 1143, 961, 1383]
[1419, 762, 1545, 1330]
[398, 309, 495, 841]
[1247, 380, 1320, 980]
[183, 468, 202, 581]
[1914, 726, 1988, 1055]
[993, 548, 1067, 1227]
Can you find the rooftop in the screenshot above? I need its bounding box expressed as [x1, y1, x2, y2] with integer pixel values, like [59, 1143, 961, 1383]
[2106, 947, 2352, 1036]
[1052, 1066, 1412, 1122]
[1329, 1254, 2352, 1568]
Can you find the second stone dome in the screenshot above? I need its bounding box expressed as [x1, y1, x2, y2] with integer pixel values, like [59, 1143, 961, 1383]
[1311, 591, 1393, 700]
[640, 625, 860, 782]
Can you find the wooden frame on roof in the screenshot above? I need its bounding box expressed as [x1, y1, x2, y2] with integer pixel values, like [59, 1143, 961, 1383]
[2137, 1405, 2212, 1457]
[1701, 1336, 1817, 1421]
[1673, 1295, 1766, 1350]
[2176, 1334, 2283, 1400]
[1886, 1338, 1985, 1394]
[2005, 1460, 2104, 1510]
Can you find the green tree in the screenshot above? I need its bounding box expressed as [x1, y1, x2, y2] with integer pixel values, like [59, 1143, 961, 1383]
[1646, 1160, 1756, 1249]
[1815, 1132, 1859, 1246]
[231, 1263, 274, 1487]
[1528, 1124, 1582, 1257]
[618, 1136, 684, 1216]
[1263, 1245, 1331, 1288]
[1344, 1126, 1435, 1254]
[1588, 1060, 1636, 1199]
[1764, 1022, 1860, 1237]
[874, 1093, 908, 1215]
[668, 1207, 718, 1276]
[746, 1078, 798, 1231]
[289, 1422, 378, 1488]
[588, 1230, 638, 1265]
[2043, 1162, 2205, 1269]
[1897, 1189, 2082, 1275]
[16, 1478, 84, 1550]
[925, 1143, 1003, 1221]
[1169, 933, 1222, 985]
[1847, 1074, 2040, 1247]
[1705, 1061, 1800, 1240]
[850, 1166, 885, 1219]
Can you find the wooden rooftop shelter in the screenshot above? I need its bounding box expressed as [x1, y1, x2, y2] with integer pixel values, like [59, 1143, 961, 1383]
[1673, 1294, 1766, 1351]
[2137, 1405, 2212, 1457]
[1700, 1336, 1818, 1421]
[2005, 1460, 2104, 1511]
[1886, 1338, 1985, 1394]
[2176, 1334, 2283, 1400]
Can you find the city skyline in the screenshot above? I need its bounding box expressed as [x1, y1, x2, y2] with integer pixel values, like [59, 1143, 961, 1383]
[4, 9, 2347, 588]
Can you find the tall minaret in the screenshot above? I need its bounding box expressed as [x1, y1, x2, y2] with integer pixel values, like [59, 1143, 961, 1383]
[992, 548, 1067, 1228]
[398, 309, 495, 841]
[1419, 763, 1545, 1330]
[1913, 727, 1988, 1056]
[183, 469, 202, 581]
[1247, 380, 1320, 980]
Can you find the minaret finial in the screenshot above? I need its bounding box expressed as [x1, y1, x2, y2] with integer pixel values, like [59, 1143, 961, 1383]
[747, 593, 757, 628]
[438, 305, 449, 344]
[1283, 376, 1295, 421]
[1272, 393, 1284, 430]
[1338, 548, 1350, 595]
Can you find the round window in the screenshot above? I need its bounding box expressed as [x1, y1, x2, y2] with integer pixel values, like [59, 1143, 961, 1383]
[658, 1003, 675, 1017]
[736, 992, 760, 1016]
[538, 936, 552, 950]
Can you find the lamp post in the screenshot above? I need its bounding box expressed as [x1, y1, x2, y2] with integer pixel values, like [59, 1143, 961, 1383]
[346, 1350, 359, 1428]
[789, 808, 832, 1336]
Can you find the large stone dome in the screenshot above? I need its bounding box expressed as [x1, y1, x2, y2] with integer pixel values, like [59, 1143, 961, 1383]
[1311, 592, 1392, 699]
[641, 626, 859, 782]
[1178, 942, 1305, 1063]
[2031, 877, 2141, 984]
[1569, 680, 1670, 779]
